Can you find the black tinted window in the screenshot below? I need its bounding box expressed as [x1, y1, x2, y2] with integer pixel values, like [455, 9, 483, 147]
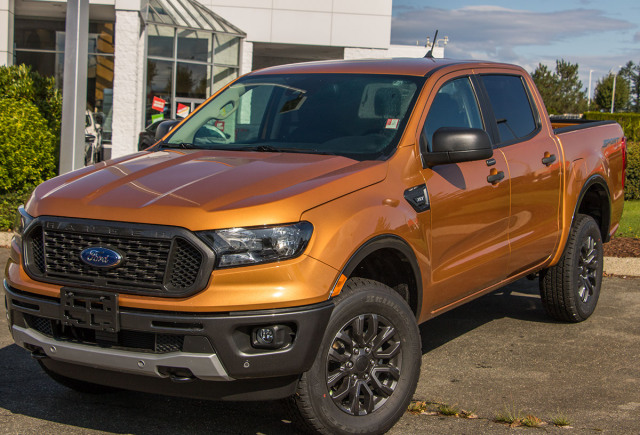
[424, 77, 483, 151]
[481, 75, 536, 142]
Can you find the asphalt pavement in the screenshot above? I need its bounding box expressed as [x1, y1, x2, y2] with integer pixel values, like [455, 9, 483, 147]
[1, 246, 639, 434]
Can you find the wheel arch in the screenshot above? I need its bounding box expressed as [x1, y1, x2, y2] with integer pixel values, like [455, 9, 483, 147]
[337, 235, 423, 318]
[573, 174, 612, 243]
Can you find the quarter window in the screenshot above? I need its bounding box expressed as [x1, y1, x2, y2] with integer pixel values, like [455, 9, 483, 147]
[481, 75, 537, 142]
[423, 77, 483, 152]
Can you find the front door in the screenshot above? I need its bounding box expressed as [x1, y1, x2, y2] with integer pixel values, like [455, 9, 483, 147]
[419, 74, 511, 310]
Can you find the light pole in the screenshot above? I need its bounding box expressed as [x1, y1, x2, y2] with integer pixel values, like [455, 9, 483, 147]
[611, 71, 617, 113]
[588, 69, 594, 111]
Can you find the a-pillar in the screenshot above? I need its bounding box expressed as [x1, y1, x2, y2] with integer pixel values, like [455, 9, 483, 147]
[0, 0, 14, 66]
[111, 0, 148, 158]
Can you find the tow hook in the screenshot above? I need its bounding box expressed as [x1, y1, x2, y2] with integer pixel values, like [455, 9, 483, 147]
[30, 350, 48, 360]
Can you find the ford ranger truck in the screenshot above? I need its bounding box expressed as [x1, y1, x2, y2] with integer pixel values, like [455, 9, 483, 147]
[4, 58, 625, 435]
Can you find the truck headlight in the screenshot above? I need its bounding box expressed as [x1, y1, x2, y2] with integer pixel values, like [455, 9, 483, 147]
[197, 222, 313, 268]
[12, 206, 34, 248]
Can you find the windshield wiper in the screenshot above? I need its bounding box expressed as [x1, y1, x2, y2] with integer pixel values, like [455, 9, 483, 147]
[160, 142, 199, 149]
[238, 145, 336, 155]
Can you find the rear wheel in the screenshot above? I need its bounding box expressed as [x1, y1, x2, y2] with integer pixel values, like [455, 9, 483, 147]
[539, 214, 603, 322]
[288, 278, 421, 434]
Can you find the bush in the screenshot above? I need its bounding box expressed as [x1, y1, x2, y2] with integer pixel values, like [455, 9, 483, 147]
[626, 141, 640, 200]
[0, 98, 57, 194]
[0, 64, 62, 140]
[584, 112, 640, 142]
[0, 190, 32, 231]
[0, 65, 61, 230]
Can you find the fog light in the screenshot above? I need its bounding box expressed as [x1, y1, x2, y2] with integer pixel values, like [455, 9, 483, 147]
[251, 324, 293, 349]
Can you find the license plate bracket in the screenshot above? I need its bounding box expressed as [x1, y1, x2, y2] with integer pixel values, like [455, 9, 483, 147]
[60, 288, 119, 332]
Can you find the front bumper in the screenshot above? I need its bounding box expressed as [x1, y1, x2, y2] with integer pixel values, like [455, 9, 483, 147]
[4, 280, 333, 383]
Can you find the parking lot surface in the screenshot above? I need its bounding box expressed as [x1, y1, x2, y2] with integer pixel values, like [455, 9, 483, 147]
[1, 247, 639, 434]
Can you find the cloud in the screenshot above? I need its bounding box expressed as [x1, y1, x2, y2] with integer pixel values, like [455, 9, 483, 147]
[635, 31, 640, 42]
[391, 6, 633, 57]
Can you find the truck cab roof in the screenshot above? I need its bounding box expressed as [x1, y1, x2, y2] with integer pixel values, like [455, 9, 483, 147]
[251, 57, 506, 77]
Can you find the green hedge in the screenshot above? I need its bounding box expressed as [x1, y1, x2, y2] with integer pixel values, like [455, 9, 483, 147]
[0, 64, 61, 231]
[0, 190, 32, 231]
[584, 112, 640, 142]
[626, 141, 640, 200]
[0, 98, 57, 193]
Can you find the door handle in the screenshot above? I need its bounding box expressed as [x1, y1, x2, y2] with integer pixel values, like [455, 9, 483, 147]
[542, 153, 556, 166]
[487, 171, 505, 184]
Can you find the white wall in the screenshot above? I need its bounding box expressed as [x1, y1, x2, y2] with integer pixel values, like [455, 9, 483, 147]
[0, 0, 14, 66]
[199, 0, 392, 49]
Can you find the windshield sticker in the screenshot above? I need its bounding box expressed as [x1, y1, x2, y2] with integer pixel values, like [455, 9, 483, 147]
[215, 121, 225, 131]
[177, 103, 190, 118]
[385, 119, 400, 129]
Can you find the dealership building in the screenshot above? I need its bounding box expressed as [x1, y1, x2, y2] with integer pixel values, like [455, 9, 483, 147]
[0, 0, 437, 159]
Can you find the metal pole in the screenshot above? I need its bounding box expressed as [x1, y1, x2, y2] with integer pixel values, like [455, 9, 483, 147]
[59, 0, 89, 174]
[588, 69, 593, 111]
[611, 72, 617, 114]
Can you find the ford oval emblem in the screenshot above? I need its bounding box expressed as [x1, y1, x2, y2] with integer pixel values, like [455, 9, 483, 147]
[80, 247, 123, 268]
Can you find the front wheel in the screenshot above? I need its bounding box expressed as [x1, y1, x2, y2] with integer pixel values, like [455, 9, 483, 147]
[288, 278, 421, 435]
[539, 214, 603, 322]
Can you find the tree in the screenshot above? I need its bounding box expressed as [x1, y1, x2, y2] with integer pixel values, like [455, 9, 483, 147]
[618, 61, 640, 112]
[532, 59, 587, 115]
[593, 72, 630, 113]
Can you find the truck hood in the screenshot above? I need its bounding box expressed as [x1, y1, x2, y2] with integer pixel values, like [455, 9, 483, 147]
[27, 150, 387, 230]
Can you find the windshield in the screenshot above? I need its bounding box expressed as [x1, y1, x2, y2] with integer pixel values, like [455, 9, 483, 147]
[164, 73, 423, 161]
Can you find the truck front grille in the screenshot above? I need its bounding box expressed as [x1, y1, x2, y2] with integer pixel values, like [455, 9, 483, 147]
[22, 217, 214, 297]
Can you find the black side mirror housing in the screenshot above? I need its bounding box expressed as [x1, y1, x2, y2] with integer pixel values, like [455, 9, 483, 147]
[423, 127, 493, 167]
[155, 120, 180, 141]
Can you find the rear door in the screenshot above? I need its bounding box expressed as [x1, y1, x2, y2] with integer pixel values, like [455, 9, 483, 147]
[476, 73, 561, 274]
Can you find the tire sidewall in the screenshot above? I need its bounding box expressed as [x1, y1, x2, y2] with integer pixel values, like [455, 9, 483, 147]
[303, 283, 421, 435]
[569, 216, 603, 320]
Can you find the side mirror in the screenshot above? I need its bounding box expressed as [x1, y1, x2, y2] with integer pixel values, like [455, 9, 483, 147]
[155, 120, 180, 141]
[423, 127, 493, 167]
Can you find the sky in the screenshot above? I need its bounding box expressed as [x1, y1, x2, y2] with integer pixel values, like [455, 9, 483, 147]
[391, 0, 640, 98]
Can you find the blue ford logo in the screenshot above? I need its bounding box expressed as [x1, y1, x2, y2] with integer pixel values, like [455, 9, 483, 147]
[80, 247, 123, 268]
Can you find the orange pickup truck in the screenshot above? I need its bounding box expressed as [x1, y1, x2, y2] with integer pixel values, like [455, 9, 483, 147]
[4, 58, 626, 434]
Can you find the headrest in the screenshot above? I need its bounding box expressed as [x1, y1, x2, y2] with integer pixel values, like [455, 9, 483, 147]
[374, 88, 401, 118]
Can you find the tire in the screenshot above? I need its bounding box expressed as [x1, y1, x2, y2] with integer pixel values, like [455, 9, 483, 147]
[287, 278, 421, 435]
[39, 361, 119, 394]
[539, 214, 603, 322]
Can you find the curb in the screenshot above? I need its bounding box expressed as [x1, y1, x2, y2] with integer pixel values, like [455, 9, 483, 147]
[0, 231, 12, 248]
[0, 231, 638, 276]
[603, 256, 640, 277]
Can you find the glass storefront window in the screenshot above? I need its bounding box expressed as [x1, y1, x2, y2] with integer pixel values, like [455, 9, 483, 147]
[15, 51, 60, 80]
[212, 66, 238, 94]
[14, 19, 65, 50]
[176, 63, 209, 99]
[145, 5, 243, 124]
[148, 25, 175, 58]
[214, 33, 239, 66]
[177, 29, 212, 63]
[146, 59, 174, 124]
[91, 23, 115, 55]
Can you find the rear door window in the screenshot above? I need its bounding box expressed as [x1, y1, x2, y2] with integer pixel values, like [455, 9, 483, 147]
[480, 75, 537, 143]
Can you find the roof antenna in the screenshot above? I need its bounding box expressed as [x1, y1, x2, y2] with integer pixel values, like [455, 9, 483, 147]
[424, 30, 438, 58]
